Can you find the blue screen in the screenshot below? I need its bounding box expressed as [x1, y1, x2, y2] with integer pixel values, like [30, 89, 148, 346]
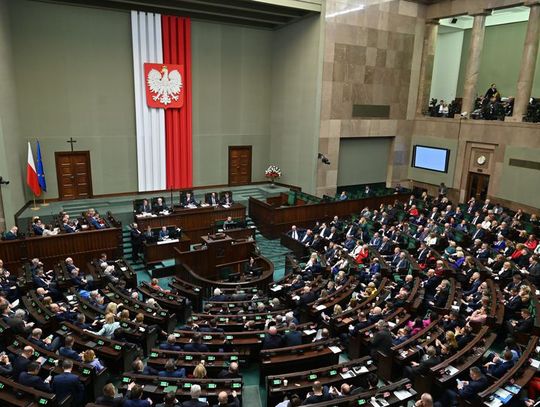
[413, 146, 448, 172]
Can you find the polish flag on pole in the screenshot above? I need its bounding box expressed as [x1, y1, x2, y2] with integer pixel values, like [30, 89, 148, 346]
[27, 142, 41, 197]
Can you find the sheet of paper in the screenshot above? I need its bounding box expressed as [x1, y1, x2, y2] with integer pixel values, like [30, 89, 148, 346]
[315, 304, 326, 311]
[394, 390, 412, 401]
[303, 329, 317, 335]
[329, 346, 342, 354]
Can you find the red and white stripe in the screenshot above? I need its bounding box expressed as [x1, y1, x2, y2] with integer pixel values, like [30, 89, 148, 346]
[26, 142, 41, 196]
[131, 11, 192, 192]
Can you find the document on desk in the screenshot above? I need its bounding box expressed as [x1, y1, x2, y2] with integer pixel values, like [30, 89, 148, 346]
[315, 304, 326, 311]
[485, 398, 503, 407]
[303, 329, 317, 335]
[494, 388, 512, 404]
[270, 285, 282, 292]
[445, 365, 459, 376]
[340, 370, 355, 379]
[394, 390, 413, 401]
[329, 346, 342, 354]
[531, 359, 540, 369]
[222, 204, 231, 208]
[157, 239, 179, 245]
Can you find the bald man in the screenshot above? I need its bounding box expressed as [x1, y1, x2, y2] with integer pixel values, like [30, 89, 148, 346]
[415, 393, 434, 407]
[211, 391, 239, 407]
[262, 326, 283, 349]
[217, 362, 240, 379]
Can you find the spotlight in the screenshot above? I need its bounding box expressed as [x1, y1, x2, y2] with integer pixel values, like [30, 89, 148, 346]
[0, 177, 9, 185]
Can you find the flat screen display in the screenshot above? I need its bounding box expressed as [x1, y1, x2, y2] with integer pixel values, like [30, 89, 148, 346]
[412, 145, 450, 173]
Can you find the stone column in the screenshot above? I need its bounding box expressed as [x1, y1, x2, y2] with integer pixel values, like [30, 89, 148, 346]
[509, 1, 540, 122]
[415, 20, 439, 116]
[460, 12, 487, 117]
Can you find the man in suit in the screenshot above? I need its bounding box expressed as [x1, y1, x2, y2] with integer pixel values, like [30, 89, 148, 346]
[485, 350, 514, 378]
[303, 381, 333, 404]
[138, 199, 152, 214]
[29, 327, 61, 352]
[51, 359, 85, 406]
[369, 232, 382, 249]
[4, 308, 34, 336]
[209, 288, 227, 302]
[262, 326, 283, 349]
[221, 192, 233, 206]
[32, 219, 44, 236]
[300, 229, 314, 246]
[206, 192, 219, 206]
[95, 383, 124, 407]
[153, 197, 165, 213]
[369, 320, 393, 358]
[157, 392, 181, 407]
[526, 255, 540, 286]
[18, 361, 51, 392]
[507, 308, 533, 335]
[158, 359, 186, 378]
[132, 359, 159, 376]
[283, 323, 303, 347]
[159, 334, 183, 351]
[184, 334, 209, 353]
[159, 226, 170, 240]
[217, 362, 240, 379]
[182, 192, 196, 207]
[288, 225, 302, 241]
[58, 336, 82, 362]
[223, 216, 236, 230]
[212, 391, 239, 407]
[3, 226, 18, 240]
[181, 384, 209, 407]
[471, 224, 485, 241]
[12, 346, 34, 380]
[124, 384, 153, 407]
[130, 223, 143, 262]
[456, 367, 488, 401]
[404, 346, 441, 379]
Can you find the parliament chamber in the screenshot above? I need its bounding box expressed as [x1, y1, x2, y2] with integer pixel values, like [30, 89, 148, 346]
[1, 0, 540, 406]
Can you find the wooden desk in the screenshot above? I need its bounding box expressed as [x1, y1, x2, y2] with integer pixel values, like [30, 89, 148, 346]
[134, 204, 246, 243]
[143, 234, 191, 265]
[0, 226, 122, 271]
[249, 193, 409, 239]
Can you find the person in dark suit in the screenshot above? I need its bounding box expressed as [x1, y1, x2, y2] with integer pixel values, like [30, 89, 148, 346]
[153, 197, 166, 213]
[457, 366, 489, 400]
[132, 359, 159, 376]
[95, 383, 124, 407]
[3, 226, 18, 240]
[159, 334, 182, 351]
[51, 359, 85, 406]
[138, 199, 152, 214]
[403, 346, 441, 379]
[159, 226, 170, 240]
[283, 323, 303, 347]
[18, 361, 51, 392]
[212, 391, 239, 407]
[369, 321, 393, 358]
[5, 309, 34, 336]
[300, 229, 314, 246]
[183, 334, 209, 353]
[157, 392, 181, 407]
[12, 346, 33, 379]
[124, 384, 153, 407]
[181, 384, 209, 407]
[32, 219, 44, 236]
[262, 326, 283, 349]
[220, 192, 233, 206]
[182, 192, 196, 207]
[131, 223, 144, 262]
[206, 192, 219, 206]
[58, 336, 82, 362]
[507, 308, 534, 335]
[158, 359, 186, 378]
[217, 362, 240, 379]
[28, 327, 61, 352]
[209, 288, 227, 302]
[223, 216, 236, 230]
[485, 350, 514, 378]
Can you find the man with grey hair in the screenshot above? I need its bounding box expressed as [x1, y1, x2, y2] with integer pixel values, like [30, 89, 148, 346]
[415, 393, 434, 407]
[369, 320, 392, 358]
[180, 384, 208, 406]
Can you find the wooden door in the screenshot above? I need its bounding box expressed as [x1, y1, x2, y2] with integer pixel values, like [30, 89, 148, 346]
[228, 146, 252, 186]
[55, 151, 92, 200]
[467, 172, 490, 201]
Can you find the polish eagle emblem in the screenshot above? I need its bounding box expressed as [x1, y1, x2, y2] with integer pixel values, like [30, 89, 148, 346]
[146, 65, 183, 106]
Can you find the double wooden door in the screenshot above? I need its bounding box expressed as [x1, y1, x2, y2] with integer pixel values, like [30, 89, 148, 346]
[228, 146, 252, 186]
[467, 172, 490, 201]
[55, 151, 93, 200]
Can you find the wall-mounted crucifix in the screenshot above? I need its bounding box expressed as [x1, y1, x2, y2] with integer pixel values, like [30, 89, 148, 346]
[66, 137, 77, 152]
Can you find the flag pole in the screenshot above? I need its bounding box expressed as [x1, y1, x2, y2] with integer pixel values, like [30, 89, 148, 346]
[31, 195, 40, 211]
[41, 196, 49, 207]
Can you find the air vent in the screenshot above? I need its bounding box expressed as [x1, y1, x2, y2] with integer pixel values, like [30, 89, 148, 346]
[509, 158, 540, 171]
[352, 104, 390, 118]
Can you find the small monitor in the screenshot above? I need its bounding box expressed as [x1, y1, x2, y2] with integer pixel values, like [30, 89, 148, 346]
[411, 145, 450, 173]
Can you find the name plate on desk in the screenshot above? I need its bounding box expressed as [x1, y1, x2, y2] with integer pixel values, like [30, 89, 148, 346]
[157, 239, 180, 245]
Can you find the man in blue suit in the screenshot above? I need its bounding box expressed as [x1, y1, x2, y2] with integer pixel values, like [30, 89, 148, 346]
[18, 361, 51, 392]
[184, 334, 209, 353]
[485, 350, 514, 378]
[283, 323, 303, 347]
[51, 359, 85, 406]
[158, 359, 186, 378]
[159, 334, 182, 351]
[58, 336, 82, 362]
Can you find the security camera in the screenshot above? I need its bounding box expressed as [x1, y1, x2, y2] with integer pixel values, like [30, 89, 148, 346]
[0, 177, 9, 185]
[460, 112, 468, 118]
[317, 153, 331, 165]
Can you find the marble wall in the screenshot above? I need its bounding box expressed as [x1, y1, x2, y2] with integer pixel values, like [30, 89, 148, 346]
[317, 0, 427, 196]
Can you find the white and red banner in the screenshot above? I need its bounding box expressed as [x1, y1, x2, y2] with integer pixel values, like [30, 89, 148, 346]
[131, 11, 192, 192]
[26, 142, 41, 197]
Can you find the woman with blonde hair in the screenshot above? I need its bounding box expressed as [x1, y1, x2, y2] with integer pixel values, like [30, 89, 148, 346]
[92, 313, 120, 338]
[119, 309, 130, 323]
[192, 363, 207, 379]
[133, 313, 145, 324]
[83, 349, 105, 371]
[105, 302, 118, 315]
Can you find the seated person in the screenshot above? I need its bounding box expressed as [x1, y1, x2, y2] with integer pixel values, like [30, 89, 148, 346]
[59, 335, 82, 362]
[95, 383, 124, 407]
[138, 199, 152, 214]
[32, 218, 44, 236]
[288, 225, 303, 241]
[159, 226, 170, 240]
[484, 350, 514, 379]
[18, 361, 51, 392]
[153, 197, 166, 213]
[220, 192, 233, 206]
[158, 359, 186, 378]
[3, 226, 18, 240]
[183, 333, 209, 353]
[223, 216, 236, 230]
[159, 334, 182, 351]
[182, 191, 196, 207]
[303, 381, 333, 404]
[206, 192, 219, 206]
[28, 327, 61, 352]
